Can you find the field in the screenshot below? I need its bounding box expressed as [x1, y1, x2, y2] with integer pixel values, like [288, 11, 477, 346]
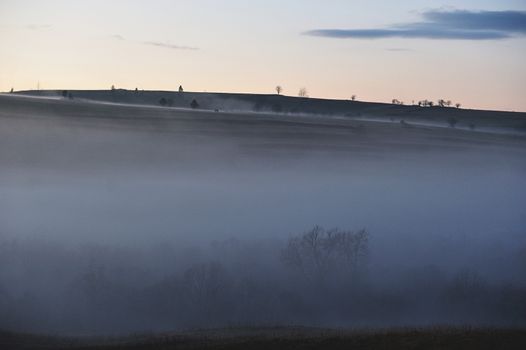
[1, 92, 525, 343]
[2, 327, 526, 350]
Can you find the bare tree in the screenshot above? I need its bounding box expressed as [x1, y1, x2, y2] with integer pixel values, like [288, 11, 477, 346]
[298, 87, 308, 98]
[275, 85, 282, 95]
[179, 85, 184, 93]
[351, 95, 356, 101]
[455, 103, 461, 108]
[281, 226, 369, 282]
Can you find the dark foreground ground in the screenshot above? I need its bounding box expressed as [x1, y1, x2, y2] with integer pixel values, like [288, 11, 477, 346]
[2, 327, 526, 350]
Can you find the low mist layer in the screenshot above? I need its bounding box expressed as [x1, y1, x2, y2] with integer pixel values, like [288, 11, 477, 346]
[0, 95, 525, 334]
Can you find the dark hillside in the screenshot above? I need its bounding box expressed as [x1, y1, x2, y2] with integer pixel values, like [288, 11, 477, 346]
[11, 90, 526, 133]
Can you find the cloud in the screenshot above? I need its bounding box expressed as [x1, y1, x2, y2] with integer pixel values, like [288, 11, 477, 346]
[422, 10, 526, 33]
[143, 41, 199, 50]
[108, 35, 198, 50]
[26, 24, 52, 31]
[304, 10, 526, 40]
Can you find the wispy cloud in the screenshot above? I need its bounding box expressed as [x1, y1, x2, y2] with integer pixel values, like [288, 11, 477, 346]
[26, 24, 52, 31]
[108, 35, 198, 50]
[143, 41, 199, 50]
[110, 34, 125, 41]
[304, 10, 526, 40]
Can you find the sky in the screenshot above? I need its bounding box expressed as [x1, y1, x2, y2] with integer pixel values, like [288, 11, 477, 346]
[0, 0, 525, 111]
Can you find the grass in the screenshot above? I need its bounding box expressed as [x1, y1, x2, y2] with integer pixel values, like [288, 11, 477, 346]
[2, 327, 526, 350]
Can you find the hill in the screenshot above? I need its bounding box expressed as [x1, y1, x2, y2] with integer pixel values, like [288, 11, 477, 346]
[10, 89, 526, 135]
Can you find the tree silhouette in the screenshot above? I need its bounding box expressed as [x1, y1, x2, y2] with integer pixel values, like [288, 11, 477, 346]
[190, 99, 199, 109]
[281, 226, 369, 282]
[298, 88, 308, 98]
[275, 85, 282, 95]
[351, 95, 356, 101]
[455, 103, 461, 109]
[9, 88, 13, 93]
[179, 85, 184, 93]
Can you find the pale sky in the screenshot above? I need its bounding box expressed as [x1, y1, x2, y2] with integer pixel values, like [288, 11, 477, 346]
[1, 0, 525, 111]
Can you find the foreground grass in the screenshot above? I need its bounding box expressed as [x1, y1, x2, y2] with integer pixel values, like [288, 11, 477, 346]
[2, 327, 526, 350]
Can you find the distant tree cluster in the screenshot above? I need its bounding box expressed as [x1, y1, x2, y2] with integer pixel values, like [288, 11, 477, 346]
[281, 226, 369, 282]
[415, 99, 461, 108]
[438, 99, 452, 107]
[418, 100, 433, 107]
[298, 87, 308, 98]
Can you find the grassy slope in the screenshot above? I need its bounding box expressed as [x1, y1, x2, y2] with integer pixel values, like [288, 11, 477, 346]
[2, 93, 524, 162]
[1, 327, 526, 350]
[10, 89, 526, 133]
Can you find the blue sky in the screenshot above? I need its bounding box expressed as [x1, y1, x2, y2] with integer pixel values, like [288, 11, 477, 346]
[1, 0, 525, 111]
